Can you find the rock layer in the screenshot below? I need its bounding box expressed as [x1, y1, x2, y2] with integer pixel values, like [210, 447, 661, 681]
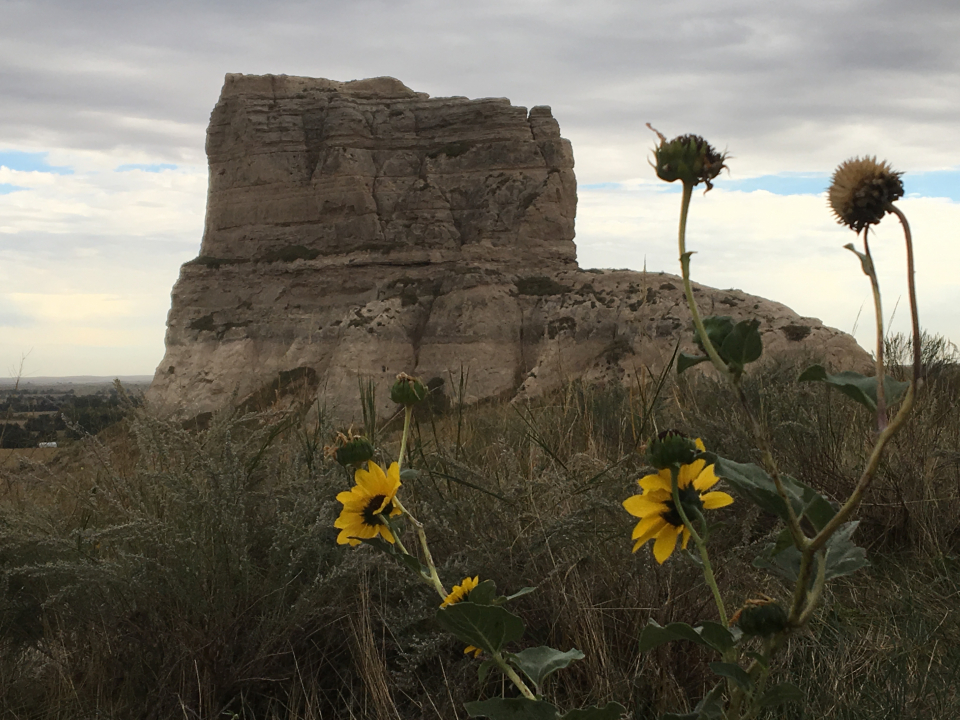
[147, 74, 868, 420]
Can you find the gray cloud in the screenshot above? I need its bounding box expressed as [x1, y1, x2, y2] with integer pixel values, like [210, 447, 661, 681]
[3, 0, 959, 177]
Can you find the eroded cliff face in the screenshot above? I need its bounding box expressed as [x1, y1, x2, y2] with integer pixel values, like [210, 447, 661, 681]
[147, 74, 867, 420]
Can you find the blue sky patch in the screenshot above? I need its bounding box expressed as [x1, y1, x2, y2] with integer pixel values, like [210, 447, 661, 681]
[0, 183, 26, 195]
[0, 150, 73, 175]
[115, 163, 178, 173]
[722, 173, 828, 195]
[582, 169, 960, 201]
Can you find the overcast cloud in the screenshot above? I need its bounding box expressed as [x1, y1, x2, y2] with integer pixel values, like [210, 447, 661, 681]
[1, 0, 958, 376]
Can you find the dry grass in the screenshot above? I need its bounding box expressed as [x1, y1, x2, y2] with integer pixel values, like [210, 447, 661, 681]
[0, 341, 958, 719]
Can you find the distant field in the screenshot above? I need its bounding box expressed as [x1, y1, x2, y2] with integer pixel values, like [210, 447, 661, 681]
[0, 447, 60, 463]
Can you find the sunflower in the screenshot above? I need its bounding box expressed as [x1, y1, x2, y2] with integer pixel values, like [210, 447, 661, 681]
[334, 461, 402, 546]
[440, 576, 483, 657]
[623, 452, 733, 564]
[828, 156, 903, 233]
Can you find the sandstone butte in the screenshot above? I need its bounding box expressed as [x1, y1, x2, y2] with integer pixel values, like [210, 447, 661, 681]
[146, 74, 869, 422]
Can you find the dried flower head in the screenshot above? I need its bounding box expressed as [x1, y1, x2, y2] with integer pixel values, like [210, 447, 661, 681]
[828, 156, 904, 233]
[648, 124, 728, 192]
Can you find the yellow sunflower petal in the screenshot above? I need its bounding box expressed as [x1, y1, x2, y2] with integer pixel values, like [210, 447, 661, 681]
[632, 514, 667, 542]
[653, 524, 681, 564]
[693, 463, 720, 492]
[702, 491, 734, 509]
[680, 527, 691, 550]
[639, 472, 671, 493]
[677, 458, 706, 489]
[623, 495, 669, 518]
[353, 461, 386, 494]
[695, 438, 705, 451]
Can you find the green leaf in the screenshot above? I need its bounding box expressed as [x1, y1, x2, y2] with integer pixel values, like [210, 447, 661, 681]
[678, 352, 709, 374]
[560, 702, 626, 720]
[695, 621, 736, 653]
[713, 457, 838, 531]
[639, 619, 721, 653]
[502, 586, 537, 602]
[745, 651, 769, 670]
[478, 658, 496, 684]
[759, 681, 803, 708]
[512, 646, 585, 693]
[720, 319, 763, 368]
[713, 458, 802, 521]
[464, 698, 559, 720]
[844, 242, 874, 277]
[709, 661, 752, 691]
[823, 521, 869, 580]
[435, 602, 524, 655]
[399, 468, 420, 481]
[694, 683, 726, 720]
[753, 543, 802, 582]
[696, 316, 735, 352]
[469, 579, 499, 605]
[798, 365, 909, 413]
[661, 713, 699, 720]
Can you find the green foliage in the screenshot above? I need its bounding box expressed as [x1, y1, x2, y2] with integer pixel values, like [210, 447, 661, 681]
[679, 317, 763, 376]
[798, 365, 910, 412]
[435, 602, 525, 655]
[512, 646, 585, 695]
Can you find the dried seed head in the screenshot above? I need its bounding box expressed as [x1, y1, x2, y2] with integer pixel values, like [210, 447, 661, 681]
[648, 124, 728, 192]
[828, 156, 904, 233]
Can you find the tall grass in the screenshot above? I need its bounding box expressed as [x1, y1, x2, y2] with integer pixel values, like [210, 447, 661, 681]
[0, 336, 958, 718]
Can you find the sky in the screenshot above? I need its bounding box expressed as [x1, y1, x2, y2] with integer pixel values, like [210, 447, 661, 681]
[1, 0, 959, 378]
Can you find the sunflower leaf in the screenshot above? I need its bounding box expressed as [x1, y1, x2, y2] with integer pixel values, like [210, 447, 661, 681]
[678, 352, 709, 374]
[823, 521, 869, 580]
[759, 681, 803, 708]
[464, 698, 559, 720]
[477, 659, 496, 684]
[512, 646, 585, 694]
[712, 458, 803, 520]
[399, 468, 419, 481]
[709, 661, 752, 691]
[501, 586, 537, 602]
[436, 602, 525, 655]
[468, 580, 499, 606]
[560, 702, 627, 720]
[695, 621, 736, 653]
[719, 319, 763, 369]
[798, 365, 909, 413]
[639, 619, 715, 653]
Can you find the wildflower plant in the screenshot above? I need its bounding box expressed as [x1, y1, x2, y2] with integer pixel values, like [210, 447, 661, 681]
[330, 131, 924, 720]
[629, 127, 923, 719]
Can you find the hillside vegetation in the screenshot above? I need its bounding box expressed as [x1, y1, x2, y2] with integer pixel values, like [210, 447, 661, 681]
[0, 337, 958, 719]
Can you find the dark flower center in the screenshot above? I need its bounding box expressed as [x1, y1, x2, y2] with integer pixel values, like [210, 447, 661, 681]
[661, 485, 703, 527]
[362, 495, 393, 526]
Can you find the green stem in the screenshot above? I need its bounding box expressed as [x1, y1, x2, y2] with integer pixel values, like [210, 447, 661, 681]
[670, 466, 728, 627]
[861, 229, 887, 430]
[394, 498, 447, 599]
[493, 652, 537, 700]
[887, 203, 923, 388]
[398, 405, 413, 470]
[677, 181, 733, 382]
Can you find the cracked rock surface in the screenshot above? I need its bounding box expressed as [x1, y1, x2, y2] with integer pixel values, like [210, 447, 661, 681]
[146, 74, 868, 420]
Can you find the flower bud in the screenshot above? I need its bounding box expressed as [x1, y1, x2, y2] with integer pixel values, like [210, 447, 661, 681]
[828, 156, 903, 233]
[335, 436, 375, 467]
[648, 124, 728, 192]
[390, 373, 428, 406]
[735, 600, 789, 637]
[646, 429, 700, 469]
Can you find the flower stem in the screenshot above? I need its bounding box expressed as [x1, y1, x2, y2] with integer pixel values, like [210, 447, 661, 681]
[670, 467, 728, 627]
[493, 651, 537, 700]
[861, 229, 887, 430]
[398, 405, 414, 471]
[887, 203, 923, 388]
[394, 498, 447, 599]
[677, 181, 732, 382]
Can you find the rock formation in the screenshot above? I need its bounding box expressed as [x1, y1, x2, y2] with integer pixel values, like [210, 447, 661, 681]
[147, 74, 868, 420]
